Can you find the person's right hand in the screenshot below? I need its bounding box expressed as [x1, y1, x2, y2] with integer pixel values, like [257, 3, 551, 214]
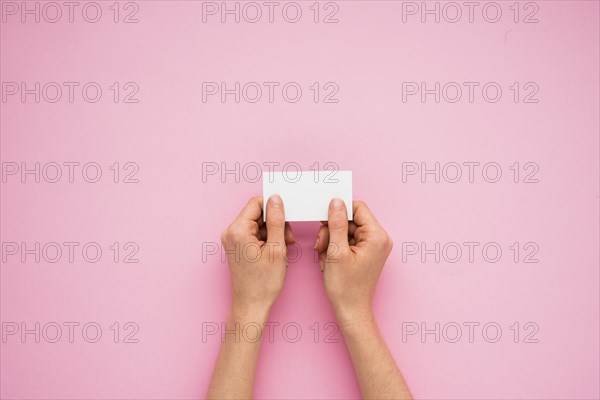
[220, 195, 295, 317]
[314, 199, 393, 326]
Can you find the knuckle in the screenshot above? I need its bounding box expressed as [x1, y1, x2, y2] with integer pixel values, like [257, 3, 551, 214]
[327, 242, 348, 260]
[266, 242, 286, 260]
[228, 225, 246, 242]
[269, 213, 285, 226]
[336, 247, 350, 259]
[328, 218, 347, 231]
[279, 245, 287, 260]
[373, 230, 390, 247]
[248, 196, 260, 207]
[354, 200, 366, 208]
[267, 208, 285, 224]
[355, 200, 368, 212]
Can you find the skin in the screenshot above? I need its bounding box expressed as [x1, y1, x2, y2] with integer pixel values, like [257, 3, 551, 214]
[315, 199, 412, 400]
[207, 195, 412, 400]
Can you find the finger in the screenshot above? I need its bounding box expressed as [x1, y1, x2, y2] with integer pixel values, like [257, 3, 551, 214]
[260, 223, 293, 243]
[348, 221, 358, 237]
[314, 224, 330, 253]
[249, 221, 260, 238]
[284, 222, 296, 245]
[327, 198, 350, 251]
[319, 252, 327, 271]
[266, 194, 286, 245]
[258, 225, 267, 241]
[353, 226, 368, 244]
[352, 200, 380, 228]
[236, 196, 263, 223]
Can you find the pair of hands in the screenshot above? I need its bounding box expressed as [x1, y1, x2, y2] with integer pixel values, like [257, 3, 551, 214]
[213, 196, 412, 400]
[220, 195, 393, 325]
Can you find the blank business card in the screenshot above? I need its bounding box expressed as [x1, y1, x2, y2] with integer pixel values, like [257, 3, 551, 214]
[263, 171, 352, 222]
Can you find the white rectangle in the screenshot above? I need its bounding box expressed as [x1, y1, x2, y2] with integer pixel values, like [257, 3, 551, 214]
[262, 171, 352, 222]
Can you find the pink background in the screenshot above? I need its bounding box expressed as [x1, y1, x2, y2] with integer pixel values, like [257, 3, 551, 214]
[1, 1, 599, 399]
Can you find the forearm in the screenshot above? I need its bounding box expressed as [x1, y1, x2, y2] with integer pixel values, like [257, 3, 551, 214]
[207, 305, 269, 399]
[338, 310, 413, 400]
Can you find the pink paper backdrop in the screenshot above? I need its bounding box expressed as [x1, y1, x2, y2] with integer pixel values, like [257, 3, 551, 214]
[1, 1, 599, 399]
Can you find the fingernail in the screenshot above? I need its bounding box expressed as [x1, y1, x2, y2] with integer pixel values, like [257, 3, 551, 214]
[269, 194, 282, 207]
[312, 238, 319, 250]
[331, 198, 343, 210]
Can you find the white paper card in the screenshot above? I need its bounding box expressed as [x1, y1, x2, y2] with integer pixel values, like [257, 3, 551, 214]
[263, 171, 352, 222]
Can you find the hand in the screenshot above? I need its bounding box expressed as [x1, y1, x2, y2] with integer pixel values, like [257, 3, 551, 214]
[220, 195, 295, 316]
[315, 199, 393, 326]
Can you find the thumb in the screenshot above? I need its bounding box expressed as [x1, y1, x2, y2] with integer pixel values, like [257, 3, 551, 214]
[266, 194, 286, 245]
[327, 198, 350, 252]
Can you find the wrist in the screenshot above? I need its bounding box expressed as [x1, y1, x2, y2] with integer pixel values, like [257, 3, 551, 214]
[230, 301, 271, 325]
[333, 304, 376, 332]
